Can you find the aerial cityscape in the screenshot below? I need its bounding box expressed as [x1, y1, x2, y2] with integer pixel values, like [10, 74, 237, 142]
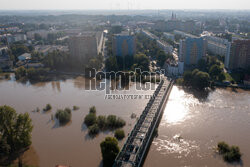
[0, 1, 250, 167]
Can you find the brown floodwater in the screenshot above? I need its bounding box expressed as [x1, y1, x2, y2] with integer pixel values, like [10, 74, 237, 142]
[1, 76, 250, 167]
[144, 86, 250, 167]
[0, 76, 155, 167]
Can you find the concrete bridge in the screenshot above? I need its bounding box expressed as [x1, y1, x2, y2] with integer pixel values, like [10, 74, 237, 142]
[114, 78, 174, 167]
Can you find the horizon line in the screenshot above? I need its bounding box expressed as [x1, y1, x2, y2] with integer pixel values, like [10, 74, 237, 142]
[0, 9, 250, 11]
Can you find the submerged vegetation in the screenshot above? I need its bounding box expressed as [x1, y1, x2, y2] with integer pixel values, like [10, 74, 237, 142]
[55, 108, 72, 125]
[84, 113, 97, 127]
[73, 105, 80, 111]
[100, 137, 120, 167]
[88, 124, 100, 136]
[114, 129, 125, 140]
[43, 103, 52, 112]
[217, 141, 242, 163]
[84, 106, 126, 136]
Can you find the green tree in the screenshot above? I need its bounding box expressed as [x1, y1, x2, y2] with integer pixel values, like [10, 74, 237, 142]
[105, 55, 118, 72]
[218, 72, 226, 82]
[84, 113, 97, 127]
[209, 64, 223, 80]
[156, 50, 168, 67]
[88, 124, 100, 136]
[183, 71, 193, 86]
[197, 59, 207, 72]
[0, 105, 33, 159]
[100, 137, 120, 167]
[193, 71, 210, 90]
[114, 129, 125, 140]
[133, 53, 150, 71]
[15, 66, 26, 80]
[89, 106, 96, 114]
[97, 115, 107, 129]
[55, 108, 72, 125]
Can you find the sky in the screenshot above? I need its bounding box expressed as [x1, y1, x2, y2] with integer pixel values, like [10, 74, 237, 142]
[0, 0, 250, 10]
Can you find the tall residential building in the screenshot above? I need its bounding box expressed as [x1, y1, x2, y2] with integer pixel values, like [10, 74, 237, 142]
[156, 40, 173, 55]
[6, 34, 27, 44]
[179, 37, 207, 65]
[203, 35, 231, 58]
[163, 32, 175, 41]
[225, 40, 250, 70]
[68, 32, 103, 64]
[141, 29, 173, 55]
[112, 32, 136, 57]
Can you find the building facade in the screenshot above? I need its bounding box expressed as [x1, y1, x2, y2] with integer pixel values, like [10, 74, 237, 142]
[6, 34, 27, 43]
[156, 40, 173, 55]
[179, 37, 206, 65]
[112, 33, 136, 57]
[0, 46, 13, 70]
[68, 32, 103, 66]
[226, 40, 250, 70]
[203, 35, 231, 58]
[163, 32, 175, 41]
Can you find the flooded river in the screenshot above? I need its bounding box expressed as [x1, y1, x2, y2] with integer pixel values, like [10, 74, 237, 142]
[1, 77, 250, 167]
[145, 86, 250, 167]
[0, 76, 154, 167]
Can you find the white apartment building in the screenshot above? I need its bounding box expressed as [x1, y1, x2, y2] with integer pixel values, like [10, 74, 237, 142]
[141, 30, 159, 40]
[203, 35, 231, 60]
[163, 32, 175, 41]
[157, 40, 173, 55]
[6, 34, 27, 43]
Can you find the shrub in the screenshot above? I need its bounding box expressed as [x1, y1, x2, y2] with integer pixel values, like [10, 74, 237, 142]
[116, 117, 126, 128]
[100, 137, 120, 167]
[64, 107, 71, 113]
[106, 115, 117, 128]
[15, 66, 26, 80]
[73, 105, 80, 110]
[97, 115, 107, 129]
[84, 113, 97, 127]
[223, 146, 241, 162]
[217, 141, 242, 163]
[43, 103, 52, 111]
[106, 115, 126, 128]
[88, 124, 100, 136]
[89, 106, 96, 114]
[55, 108, 71, 125]
[218, 141, 230, 154]
[114, 129, 125, 140]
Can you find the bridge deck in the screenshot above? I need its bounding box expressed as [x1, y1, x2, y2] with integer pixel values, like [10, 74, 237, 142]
[114, 78, 173, 167]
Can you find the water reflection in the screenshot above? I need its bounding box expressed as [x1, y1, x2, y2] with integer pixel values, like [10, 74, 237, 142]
[145, 86, 250, 167]
[162, 86, 199, 125]
[153, 135, 198, 157]
[51, 81, 61, 92]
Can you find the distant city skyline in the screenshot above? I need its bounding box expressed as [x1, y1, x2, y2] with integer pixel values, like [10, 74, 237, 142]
[0, 0, 250, 10]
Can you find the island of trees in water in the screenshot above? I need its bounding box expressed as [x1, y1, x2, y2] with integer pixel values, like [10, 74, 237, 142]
[84, 106, 126, 137]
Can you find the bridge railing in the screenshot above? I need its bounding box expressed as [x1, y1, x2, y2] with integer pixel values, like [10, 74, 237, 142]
[114, 79, 174, 167]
